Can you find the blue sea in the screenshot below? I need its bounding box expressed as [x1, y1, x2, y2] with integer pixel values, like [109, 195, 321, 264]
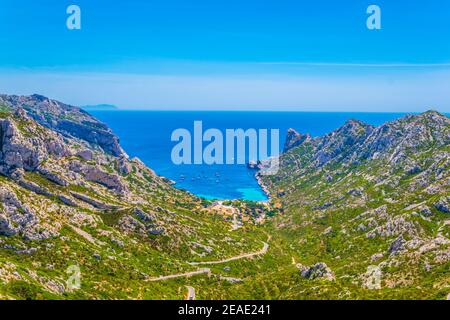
[90, 111, 407, 201]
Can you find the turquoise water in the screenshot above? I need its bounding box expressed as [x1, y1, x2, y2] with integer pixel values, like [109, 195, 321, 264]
[236, 188, 267, 201]
[91, 111, 408, 201]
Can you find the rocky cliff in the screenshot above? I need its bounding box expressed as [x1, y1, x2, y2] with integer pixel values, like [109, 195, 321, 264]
[0, 94, 125, 157]
[0, 94, 265, 299]
[259, 110, 449, 299]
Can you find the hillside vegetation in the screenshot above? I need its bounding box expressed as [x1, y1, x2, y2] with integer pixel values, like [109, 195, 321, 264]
[0, 94, 448, 299]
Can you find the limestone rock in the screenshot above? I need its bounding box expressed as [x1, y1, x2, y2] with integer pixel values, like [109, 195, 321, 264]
[147, 227, 165, 236]
[434, 197, 450, 214]
[69, 160, 127, 194]
[76, 150, 94, 161]
[70, 192, 119, 210]
[0, 186, 54, 240]
[284, 129, 311, 152]
[0, 94, 126, 157]
[388, 235, 406, 254]
[298, 262, 335, 281]
[133, 208, 155, 222]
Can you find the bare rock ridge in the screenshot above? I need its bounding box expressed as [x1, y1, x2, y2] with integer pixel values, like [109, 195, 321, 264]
[283, 128, 311, 152]
[258, 110, 449, 297]
[0, 93, 172, 241]
[281, 111, 449, 168]
[1, 93, 282, 300]
[0, 108, 69, 175]
[0, 94, 125, 157]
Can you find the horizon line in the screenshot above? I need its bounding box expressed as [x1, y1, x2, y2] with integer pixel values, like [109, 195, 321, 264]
[86, 108, 447, 114]
[256, 62, 450, 68]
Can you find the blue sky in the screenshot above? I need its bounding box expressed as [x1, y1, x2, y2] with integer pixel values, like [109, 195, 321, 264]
[0, 0, 449, 111]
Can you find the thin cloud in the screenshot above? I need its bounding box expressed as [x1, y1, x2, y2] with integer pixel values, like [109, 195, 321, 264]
[0, 69, 449, 112]
[257, 62, 450, 68]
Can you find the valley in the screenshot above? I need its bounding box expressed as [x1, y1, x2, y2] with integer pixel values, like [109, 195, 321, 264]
[0, 94, 449, 300]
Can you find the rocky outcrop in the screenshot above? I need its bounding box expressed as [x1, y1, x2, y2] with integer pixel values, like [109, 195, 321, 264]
[133, 208, 155, 222]
[17, 179, 54, 197]
[314, 119, 374, 166]
[281, 111, 449, 169]
[118, 215, 146, 234]
[388, 235, 406, 254]
[434, 197, 450, 214]
[69, 160, 127, 194]
[362, 111, 449, 162]
[58, 195, 78, 207]
[147, 226, 165, 236]
[0, 94, 126, 157]
[298, 262, 335, 281]
[366, 215, 417, 239]
[76, 150, 94, 161]
[0, 118, 44, 172]
[0, 111, 69, 175]
[283, 129, 311, 152]
[117, 156, 132, 175]
[56, 119, 124, 157]
[36, 167, 68, 186]
[70, 192, 119, 210]
[0, 186, 55, 240]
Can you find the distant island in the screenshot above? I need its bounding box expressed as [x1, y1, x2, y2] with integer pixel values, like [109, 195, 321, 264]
[81, 104, 118, 111]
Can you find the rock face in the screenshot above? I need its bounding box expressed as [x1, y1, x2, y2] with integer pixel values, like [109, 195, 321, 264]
[388, 236, 406, 254]
[298, 262, 335, 281]
[313, 119, 375, 167]
[76, 150, 94, 161]
[434, 197, 450, 214]
[284, 129, 311, 152]
[280, 111, 449, 169]
[0, 93, 283, 300]
[70, 192, 119, 210]
[133, 208, 155, 222]
[260, 110, 450, 297]
[0, 94, 161, 242]
[0, 186, 53, 240]
[37, 167, 68, 186]
[0, 110, 69, 175]
[0, 94, 125, 157]
[69, 160, 127, 194]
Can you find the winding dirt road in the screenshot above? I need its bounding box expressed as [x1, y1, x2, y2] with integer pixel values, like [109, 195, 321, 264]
[146, 268, 211, 282]
[188, 240, 269, 266]
[146, 236, 271, 283]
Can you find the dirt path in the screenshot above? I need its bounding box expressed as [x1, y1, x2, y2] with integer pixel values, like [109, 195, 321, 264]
[146, 268, 211, 282]
[69, 225, 106, 247]
[188, 237, 270, 266]
[146, 236, 271, 284]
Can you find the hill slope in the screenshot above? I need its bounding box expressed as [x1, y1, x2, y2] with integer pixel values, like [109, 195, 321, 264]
[0, 94, 266, 299]
[0, 94, 448, 299]
[258, 111, 449, 299]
